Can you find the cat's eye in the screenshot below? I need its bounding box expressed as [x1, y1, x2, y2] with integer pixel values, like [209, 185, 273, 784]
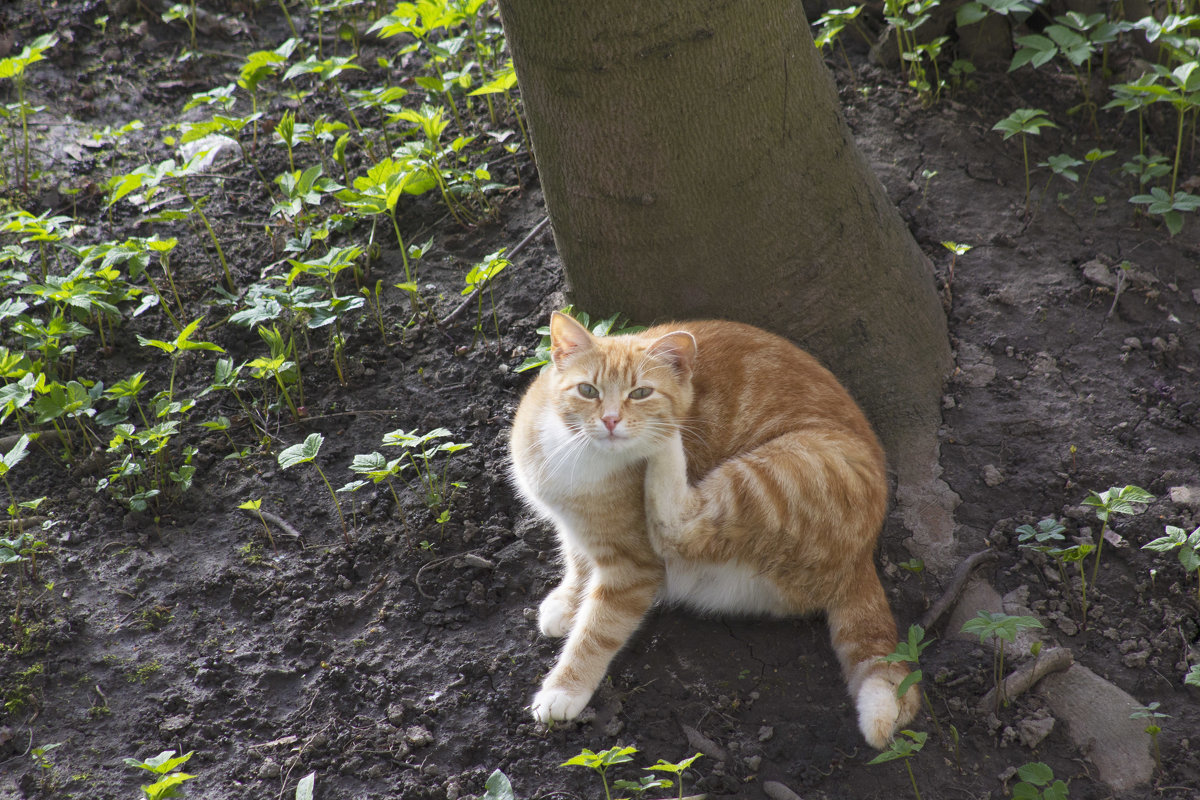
[628, 387, 653, 400]
[576, 383, 599, 399]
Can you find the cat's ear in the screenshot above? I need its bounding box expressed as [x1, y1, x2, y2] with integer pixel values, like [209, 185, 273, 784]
[549, 312, 594, 367]
[647, 331, 697, 378]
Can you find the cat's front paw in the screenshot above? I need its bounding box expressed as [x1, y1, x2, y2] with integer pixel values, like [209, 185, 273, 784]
[530, 686, 591, 724]
[538, 586, 577, 638]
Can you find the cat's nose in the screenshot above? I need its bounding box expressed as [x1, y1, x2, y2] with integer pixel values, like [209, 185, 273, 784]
[601, 413, 621, 433]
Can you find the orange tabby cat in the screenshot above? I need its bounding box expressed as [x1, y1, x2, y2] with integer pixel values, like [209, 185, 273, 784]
[509, 312, 919, 748]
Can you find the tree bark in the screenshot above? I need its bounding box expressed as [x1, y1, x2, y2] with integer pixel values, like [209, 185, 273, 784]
[499, 0, 958, 565]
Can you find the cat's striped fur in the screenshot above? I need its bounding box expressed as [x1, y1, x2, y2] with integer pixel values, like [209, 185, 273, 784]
[509, 312, 919, 748]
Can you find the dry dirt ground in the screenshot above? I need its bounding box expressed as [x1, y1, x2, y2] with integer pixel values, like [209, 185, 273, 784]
[1, 2, 1199, 799]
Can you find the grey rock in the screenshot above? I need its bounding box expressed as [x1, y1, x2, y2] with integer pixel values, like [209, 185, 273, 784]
[1036, 664, 1154, 791]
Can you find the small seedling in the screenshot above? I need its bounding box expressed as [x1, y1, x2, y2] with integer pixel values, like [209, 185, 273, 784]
[868, 729, 927, 800]
[482, 769, 516, 800]
[1012, 761, 1068, 800]
[1083, 485, 1153, 587]
[1185, 665, 1200, 688]
[562, 746, 637, 800]
[992, 109, 1058, 213]
[123, 750, 195, 800]
[238, 498, 276, 553]
[940, 241, 971, 288]
[277, 433, 350, 545]
[1142, 524, 1200, 604]
[883, 624, 939, 737]
[1131, 702, 1169, 772]
[646, 753, 703, 800]
[960, 611, 1044, 710]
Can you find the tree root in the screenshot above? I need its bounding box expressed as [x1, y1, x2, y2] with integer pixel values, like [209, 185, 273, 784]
[978, 646, 1074, 714]
[919, 548, 999, 631]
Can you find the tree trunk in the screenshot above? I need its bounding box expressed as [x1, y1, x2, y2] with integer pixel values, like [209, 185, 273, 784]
[499, 0, 958, 565]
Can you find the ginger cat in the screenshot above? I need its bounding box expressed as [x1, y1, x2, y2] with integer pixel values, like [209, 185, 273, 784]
[509, 312, 919, 748]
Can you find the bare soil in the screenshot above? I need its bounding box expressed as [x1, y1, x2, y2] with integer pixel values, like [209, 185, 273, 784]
[1, 2, 1199, 800]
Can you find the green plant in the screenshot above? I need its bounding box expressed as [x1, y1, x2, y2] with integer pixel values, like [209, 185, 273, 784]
[1131, 702, 1169, 772]
[1012, 761, 1068, 800]
[124, 750, 195, 800]
[883, 624, 940, 737]
[644, 753, 703, 800]
[561, 746, 638, 800]
[278, 433, 350, 544]
[515, 307, 645, 373]
[992, 109, 1058, 213]
[380, 427, 472, 512]
[462, 248, 510, 347]
[137, 318, 225, 412]
[1082, 485, 1153, 587]
[1130, 187, 1200, 236]
[867, 729, 927, 800]
[960, 611, 1044, 710]
[1142, 524, 1200, 603]
[482, 769, 516, 800]
[295, 771, 315, 800]
[813, 6, 870, 77]
[239, 498, 276, 552]
[1185, 664, 1200, 687]
[0, 32, 59, 187]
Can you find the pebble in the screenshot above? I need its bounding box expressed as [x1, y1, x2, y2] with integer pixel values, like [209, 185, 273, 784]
[258, 759, 281, 779]
[982, 464, 1005, 487]
[405, 725, 434, 747]
[763, 780, 804, 800]
[1056, 616, 1079, 636]
[758, 725, 775, 742]
[386, 703, 405, 726]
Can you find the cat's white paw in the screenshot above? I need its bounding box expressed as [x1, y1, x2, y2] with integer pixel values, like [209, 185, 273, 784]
[531, 686, 591, 723]
[538, 587, 576, 637]
[856, 674, 906, 750]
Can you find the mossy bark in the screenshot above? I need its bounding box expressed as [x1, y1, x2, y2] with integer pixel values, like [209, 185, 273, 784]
[498, 0, 952, 491]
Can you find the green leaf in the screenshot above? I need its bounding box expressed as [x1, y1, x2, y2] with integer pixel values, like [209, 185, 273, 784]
[1016, 761, 1054, 786]
[295, 772, 316, 800]
[278, 433, 324, 469]
[482, 769, 515, 800]
[896, 668, 922, 699]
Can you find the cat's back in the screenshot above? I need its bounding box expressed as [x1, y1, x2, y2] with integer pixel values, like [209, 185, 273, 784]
[647, 319, 883, 477]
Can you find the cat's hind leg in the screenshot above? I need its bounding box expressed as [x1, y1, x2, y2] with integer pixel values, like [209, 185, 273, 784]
[826, 563, 920, 749]
[532, 561, 662, 723]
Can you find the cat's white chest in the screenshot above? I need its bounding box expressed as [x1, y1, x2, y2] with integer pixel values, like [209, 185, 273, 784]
[661, 558, 786, 616]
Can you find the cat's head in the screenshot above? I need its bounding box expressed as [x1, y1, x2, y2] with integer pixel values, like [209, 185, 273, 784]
[545, 312, 695, 455]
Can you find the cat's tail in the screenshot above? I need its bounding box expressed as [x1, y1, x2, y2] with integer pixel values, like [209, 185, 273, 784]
[826, 564, 921, 749]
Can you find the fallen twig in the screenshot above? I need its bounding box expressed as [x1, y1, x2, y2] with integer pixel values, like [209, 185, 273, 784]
[979, 646, 1074, 713]
[920, 549, 999, 632]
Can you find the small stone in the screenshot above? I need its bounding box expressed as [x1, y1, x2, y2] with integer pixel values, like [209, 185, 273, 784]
[758, 725, 775, 742]
[1123, 337, 1143, 350]
[982, 465, 1005, 487]
[1169, 486, 1200, 508]
[405, 725, 434, 747]
[1017, 711, 1055, 748]
[745, 755, 762, 771]
[1151, 337, 1169, 352]
[258, 759, 281, 779]
[763, 780, 804, 800]
[1081, 260, 1117, 288]
[1123, 650, 1150, 669]
[337, 575, 352, 590]
[1056, 616, 1079, 636]
[159, 714, 193, 736]
[386, 703, 405, 726]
